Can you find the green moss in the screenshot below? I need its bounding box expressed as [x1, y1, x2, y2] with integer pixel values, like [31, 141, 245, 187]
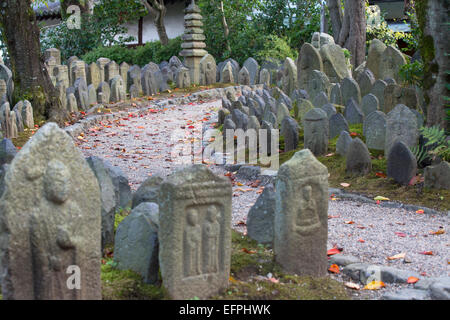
[11, 129, 35, 149]
[212, 231, 349, 300]
[214, 275, 349, 300]
[421, 35, 436, 66]
[101, 259, 169, 300]
[114, 208, 131, 233]
[415, 0, 437, 102]
[230, 230, 279, 279]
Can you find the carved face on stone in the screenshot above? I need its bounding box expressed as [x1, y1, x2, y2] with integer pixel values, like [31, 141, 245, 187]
[187, 209, 199, 226]
[302, 185, 312, 200]
[206, 205, 218, 223]
[295, 184, 321, 234]
[44, 160, 71, 204]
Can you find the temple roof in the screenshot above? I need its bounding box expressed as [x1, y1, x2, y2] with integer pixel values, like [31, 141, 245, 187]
[33, 1, 61, 20]
[32, 0, 189, 21]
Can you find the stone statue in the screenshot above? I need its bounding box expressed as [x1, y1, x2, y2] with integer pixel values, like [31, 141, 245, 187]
[159, 165, 232, 299]
[0, 123, 101, 300]
[184, 208, 202, 277]
[203, 205, 220, 273]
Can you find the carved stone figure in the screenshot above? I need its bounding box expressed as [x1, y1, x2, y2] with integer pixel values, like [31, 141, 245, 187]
[159, 165, 232, 299]
[184, 208, 202, 277]
[202, 205, 220, 273]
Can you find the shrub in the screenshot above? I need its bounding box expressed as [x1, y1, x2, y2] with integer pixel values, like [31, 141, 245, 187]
[40, 0, 147, 61]
[399, 60, 424, 86]
[133, 37, 183, 66]
[411, 126, 450, 166]
[254, 35, 298, 64]
[81, 37, 182, 66]
[82, 45, 136, 65]
[40, 14, 136, 61]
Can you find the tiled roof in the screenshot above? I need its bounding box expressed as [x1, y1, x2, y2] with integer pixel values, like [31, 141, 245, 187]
[33, 1, 61, 19]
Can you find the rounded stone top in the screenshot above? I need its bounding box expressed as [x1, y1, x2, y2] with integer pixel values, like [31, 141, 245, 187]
[388, 104, 414, 118]
[304, 108, 328, 121]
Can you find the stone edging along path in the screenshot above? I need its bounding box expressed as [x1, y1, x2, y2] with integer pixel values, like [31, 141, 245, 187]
[328, 188, 449, 216]
[64, 84, 264, 140]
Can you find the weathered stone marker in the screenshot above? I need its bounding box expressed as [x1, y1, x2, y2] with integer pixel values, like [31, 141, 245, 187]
[114, 202, 160, 284]
[0, 123, 102, 299]
[159, 165, 232, 299]
[303, 108, 329, 156]
[274, 149, 328, 277]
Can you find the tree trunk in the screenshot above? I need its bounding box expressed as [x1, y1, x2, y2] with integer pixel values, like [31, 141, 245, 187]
[320, 1, 328, 34]
[416, 0, 449, 130]
[337, 0, 366, 68]
[140, 0, 169, 46]
[154, 5, 169, 46]
[326, 0, 343, 42]
[0, 0, 67, 124]
[218, 0, 231, 53]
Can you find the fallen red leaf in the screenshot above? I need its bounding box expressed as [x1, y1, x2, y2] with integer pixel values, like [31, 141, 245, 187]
[328, 264, 340, 274]
[407, 276, 419, 284]
[375, 172, 387, 178]
[327, 248, 342, 256]
[328, 215, 340, 219]
[395, 232, 407, 237]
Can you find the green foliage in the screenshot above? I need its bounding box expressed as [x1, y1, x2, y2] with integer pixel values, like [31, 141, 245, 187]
[134, 37, 183, 66]
[365, 1, 416, 52]
[197, 0, 261, 64]
[366, 20, 409, 50]
[342, 48, 351, 59]
[0, 28, 8, 65]
[255, 0, 321, 51]
[399, 60, 424, 86]
[412, 126, 450, 163]
[197, 0, 318, 65]
[253, 35, 298, 63]
[40, 0, 147, 61]
[101, 259, 168, 300]
[421, 126, 450, 162]
[410, 144, 430, 166]
[114, 208, 131, 233]
[445, 24, 450, 135]
[82, 37, 182, 66]
[403, 1, 420, 53]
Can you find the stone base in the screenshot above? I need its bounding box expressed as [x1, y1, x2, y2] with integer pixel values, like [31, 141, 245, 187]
[183, 55, 207, 85]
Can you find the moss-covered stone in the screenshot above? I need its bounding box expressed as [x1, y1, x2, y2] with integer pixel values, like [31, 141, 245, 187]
[101, 260, 169, 300]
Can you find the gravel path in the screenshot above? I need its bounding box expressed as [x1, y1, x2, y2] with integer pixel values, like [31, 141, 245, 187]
[77, 98, 449, 298]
